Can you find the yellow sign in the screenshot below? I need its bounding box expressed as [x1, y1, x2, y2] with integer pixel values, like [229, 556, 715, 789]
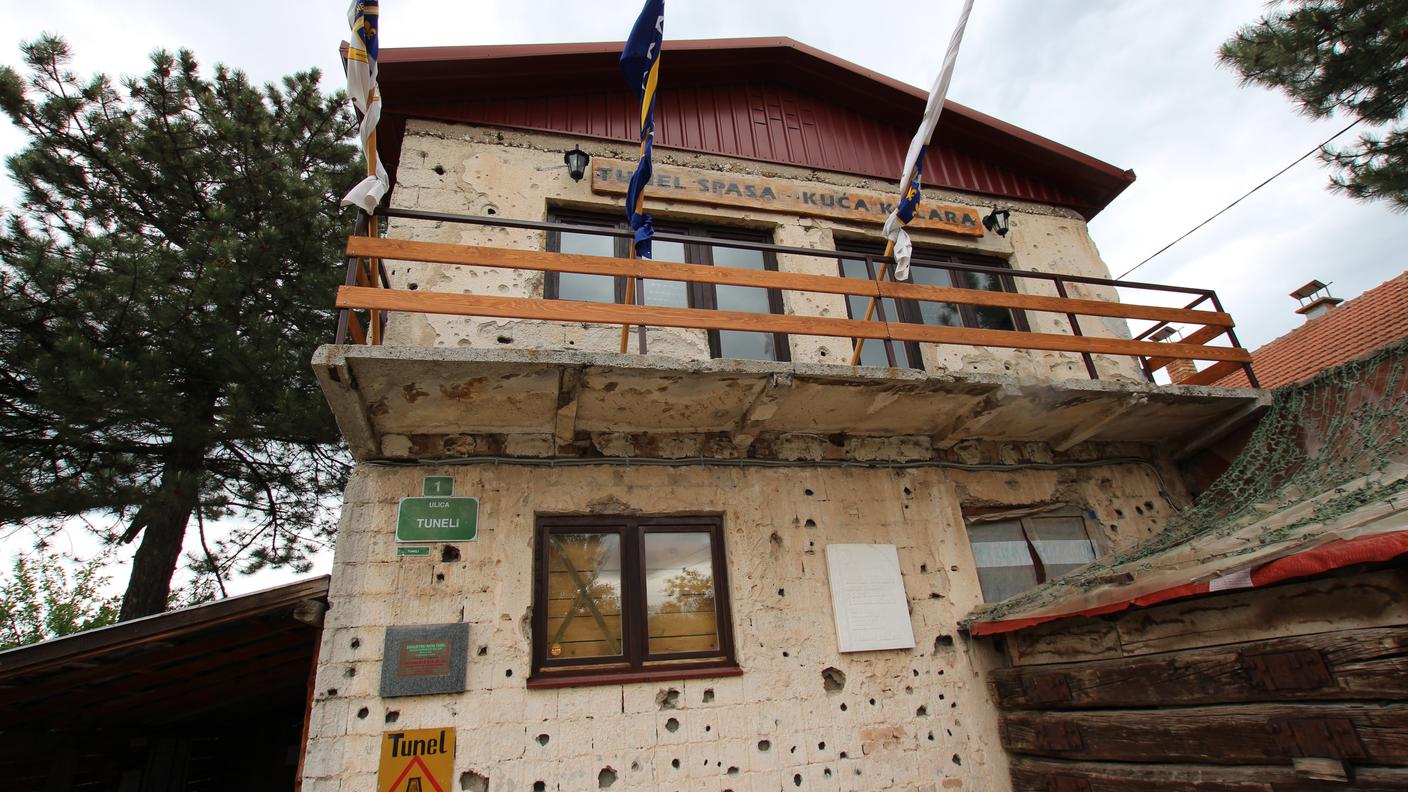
[378, 728, 456, 792]
[591, 158, 984, 237]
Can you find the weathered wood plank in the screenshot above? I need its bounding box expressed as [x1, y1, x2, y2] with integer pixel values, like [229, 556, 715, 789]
[1000, 702, 1408, 765]
[1147, 324, 1228, 371]
[338, 286, 1250, 363]
[878, 281, 1235, 327]
[337, 286, 890, 339]
[1005, 568, 1408, 666]
[885, 321, 1250, 362]
[991, 625, 1408, 709]
[1181, 359, 1247, 387]
[1008, 756, 1408, 791]
[346, 236, 1238, 328]
[347, 236, 879, 298]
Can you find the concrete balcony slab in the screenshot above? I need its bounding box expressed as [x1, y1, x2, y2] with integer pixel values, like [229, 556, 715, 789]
[312, 345, 1268, 461]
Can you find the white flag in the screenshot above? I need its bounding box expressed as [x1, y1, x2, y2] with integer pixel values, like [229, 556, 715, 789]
[884, 0, 976, 280]
[342, 1, 389, 212]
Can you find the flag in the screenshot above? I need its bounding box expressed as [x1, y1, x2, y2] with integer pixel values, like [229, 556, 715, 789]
[882, 0, 975, 280]
[342, 0, 389, 212]
[619, 0, 665, 259]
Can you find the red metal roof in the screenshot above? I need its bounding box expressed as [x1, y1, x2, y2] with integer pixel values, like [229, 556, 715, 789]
[372, 37, 1136, 218]
[1215, 271, 1408, 388]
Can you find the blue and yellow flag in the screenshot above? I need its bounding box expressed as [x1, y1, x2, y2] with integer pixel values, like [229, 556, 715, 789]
[619, 0, 664, 259]
[342, 0, 389, 211]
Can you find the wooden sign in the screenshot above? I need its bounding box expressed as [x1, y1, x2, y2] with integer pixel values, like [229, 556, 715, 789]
[592, 159, 983, 237]
[378, 728, 455, 792]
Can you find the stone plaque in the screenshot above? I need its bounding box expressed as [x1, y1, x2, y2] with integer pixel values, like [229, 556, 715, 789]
[380, 624, 469, 698]
[825, 544, 916, 653]
[592, 158, 983, 237]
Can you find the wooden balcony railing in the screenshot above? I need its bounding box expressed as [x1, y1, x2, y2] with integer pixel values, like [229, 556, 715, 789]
[334, 208, 1258, 388]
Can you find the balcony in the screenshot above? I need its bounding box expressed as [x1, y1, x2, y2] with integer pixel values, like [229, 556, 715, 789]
[315, 210, 1266, 461]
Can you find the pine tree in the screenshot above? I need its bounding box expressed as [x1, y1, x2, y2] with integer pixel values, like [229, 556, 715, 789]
[1220, 0, 1408, 208]
[0, 38, 359, 619]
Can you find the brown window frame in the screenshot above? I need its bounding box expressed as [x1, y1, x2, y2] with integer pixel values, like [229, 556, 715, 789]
[837, 242, 1030, 368]
[545, 210, 791, 362]
[530, 514, 739, 688]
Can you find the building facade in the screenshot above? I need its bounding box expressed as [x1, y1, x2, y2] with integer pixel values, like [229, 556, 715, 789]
[304, 39, 1261, 792]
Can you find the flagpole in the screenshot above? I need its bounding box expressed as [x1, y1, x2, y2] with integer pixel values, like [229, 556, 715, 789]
[619, 182, 646, 354]
[366, 88, 382, 346]
[849, 239, 895, 366]
[850, 0, 974, 367]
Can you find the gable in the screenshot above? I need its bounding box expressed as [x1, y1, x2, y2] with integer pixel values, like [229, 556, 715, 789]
[372, 38, 1134, 218]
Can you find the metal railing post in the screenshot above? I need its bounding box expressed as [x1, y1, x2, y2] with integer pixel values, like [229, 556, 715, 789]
[1053, 276, 1098, 380]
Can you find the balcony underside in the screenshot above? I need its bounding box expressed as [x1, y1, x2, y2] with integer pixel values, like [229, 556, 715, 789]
[314, 345, 1267, 462]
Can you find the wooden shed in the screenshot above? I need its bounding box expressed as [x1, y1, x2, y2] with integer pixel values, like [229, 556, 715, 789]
[967, 340, 1408, 790]
[0, 576, 328, 792]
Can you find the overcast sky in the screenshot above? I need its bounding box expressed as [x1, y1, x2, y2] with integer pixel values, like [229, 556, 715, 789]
[3, 1, 1404, 595]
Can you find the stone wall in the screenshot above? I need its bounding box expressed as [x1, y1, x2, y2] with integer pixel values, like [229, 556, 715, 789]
[376, 120, 1145, 382]
[301, 456, 1183, 792]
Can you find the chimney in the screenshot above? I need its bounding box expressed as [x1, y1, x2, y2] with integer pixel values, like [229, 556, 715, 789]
[1290, 279, 1343, 321]
[1151, 326, 1198, 384]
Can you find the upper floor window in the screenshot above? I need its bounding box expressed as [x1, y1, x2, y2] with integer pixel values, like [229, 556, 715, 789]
[532, 515, 738, 685]
[837, 243, 1028, 368]
[545, 212, 789, 362]
[965, 508, 1098, 603]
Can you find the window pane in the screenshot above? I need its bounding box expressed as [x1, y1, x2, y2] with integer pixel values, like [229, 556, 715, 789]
[968, 520, 1039, 602]
[959, 270, 1018, 331]
[644, 532, 720, 655]
[1025, 516, 1096, 580]
[711, 247, 777, 360]
[909, 265, 963, 327]
[640, 239, 690, 307]
[557, 231, 616, 303]
[545, 533, 623, 659]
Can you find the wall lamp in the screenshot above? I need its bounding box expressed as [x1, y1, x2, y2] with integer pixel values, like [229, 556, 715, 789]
[564, 145, 591, 182]
[982, 206, 1010, 237]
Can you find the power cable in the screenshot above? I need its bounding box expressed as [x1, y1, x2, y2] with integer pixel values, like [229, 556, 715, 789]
[1116, 117, 1363, 281]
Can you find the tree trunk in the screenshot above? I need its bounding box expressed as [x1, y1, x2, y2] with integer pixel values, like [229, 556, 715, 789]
[119, 454, 205, 620]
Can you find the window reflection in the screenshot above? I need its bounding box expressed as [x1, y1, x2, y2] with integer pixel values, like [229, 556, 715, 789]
[643, 532, 720, 655]
[545, 533, 624, 659]
[556, 231, 616, 303]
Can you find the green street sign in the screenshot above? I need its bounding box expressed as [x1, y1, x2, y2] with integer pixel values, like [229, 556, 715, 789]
[397, 546, 431, 557]
[397, 497, 479, 543]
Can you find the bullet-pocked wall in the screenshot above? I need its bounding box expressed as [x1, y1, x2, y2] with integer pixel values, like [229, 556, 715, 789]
[377, 120, 1145, 383]
[300, 458, 1184, 792]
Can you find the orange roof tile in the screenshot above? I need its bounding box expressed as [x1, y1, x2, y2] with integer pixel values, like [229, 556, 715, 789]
[1215, 271, 1408, 388]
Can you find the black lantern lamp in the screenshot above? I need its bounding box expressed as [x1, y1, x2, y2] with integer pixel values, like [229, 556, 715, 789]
[982, 206, 1010, 237]
[564, 145, 590, 182]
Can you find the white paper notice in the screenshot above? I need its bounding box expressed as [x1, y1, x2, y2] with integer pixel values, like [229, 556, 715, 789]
[825, 544, 916, 653]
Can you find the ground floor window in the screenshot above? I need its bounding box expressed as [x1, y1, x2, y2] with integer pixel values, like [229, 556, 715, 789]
[545, 212, 790, 362]
[966, 508, 1098, 602]
[531, 514, 737, 684]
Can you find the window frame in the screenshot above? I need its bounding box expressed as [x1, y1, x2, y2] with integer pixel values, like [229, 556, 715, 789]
[544, 210, 790, 362]
[836, 240, 1031, 368]
[530, 514, 739, 686]
[964, 507, 1099, 603]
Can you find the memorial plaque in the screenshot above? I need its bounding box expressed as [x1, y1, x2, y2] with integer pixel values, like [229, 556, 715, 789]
[379, 623, 469, 698]
[825, 544, 916, 653]
[377, 727, 455, 792]
[396, 496, 478, 543]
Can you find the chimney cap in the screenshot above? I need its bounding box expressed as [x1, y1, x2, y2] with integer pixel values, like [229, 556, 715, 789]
[1290, 279, 1331, 300]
